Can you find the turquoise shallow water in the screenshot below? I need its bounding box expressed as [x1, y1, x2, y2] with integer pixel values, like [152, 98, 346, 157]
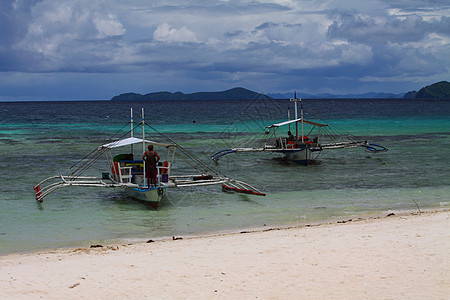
[0, 99, 449, 255]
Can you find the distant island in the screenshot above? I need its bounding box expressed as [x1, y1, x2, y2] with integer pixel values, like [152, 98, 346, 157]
[403, 81, 450, 99]
[111, 87, 272, 101]
[271, 81, 450, 99]
[111, 81, 450, 101]
[268, 91, 404, 99]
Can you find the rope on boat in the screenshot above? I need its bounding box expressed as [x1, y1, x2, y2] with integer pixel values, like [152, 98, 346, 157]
[63, 119, 226, 181]
[66, 148, 107, 179]
[61, 121, 137, 179]
[143, 122, 225, 178]
[298, 103, 368, 148]
[142, 123, 264, 196]
[322, 123, 362, 146]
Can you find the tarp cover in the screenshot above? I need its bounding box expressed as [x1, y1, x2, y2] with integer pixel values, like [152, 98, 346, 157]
[100, 137, 174, 149]
[268, 118, 328, 128]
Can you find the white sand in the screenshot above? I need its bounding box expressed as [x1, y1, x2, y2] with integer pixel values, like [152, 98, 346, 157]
[1, 209, 449, 299]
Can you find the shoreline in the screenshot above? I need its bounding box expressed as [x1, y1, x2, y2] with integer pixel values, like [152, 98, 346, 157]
[1, 207, 447, 257]
[1, 208, 448, 298]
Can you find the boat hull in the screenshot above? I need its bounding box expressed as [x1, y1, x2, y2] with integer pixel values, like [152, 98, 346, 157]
[282, 148, 312, 165]
[126, 187, 166, 209]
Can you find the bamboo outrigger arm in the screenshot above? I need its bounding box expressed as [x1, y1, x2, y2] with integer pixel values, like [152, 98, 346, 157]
[221, 179, 266, 196]
[33, 174, 137, 203]
[167, 175, 265, 196]
[211, 147, 266, 161]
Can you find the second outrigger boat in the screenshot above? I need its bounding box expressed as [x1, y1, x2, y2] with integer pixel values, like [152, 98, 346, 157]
[212, 94, 388, 165]
[34, 109, 265, 209]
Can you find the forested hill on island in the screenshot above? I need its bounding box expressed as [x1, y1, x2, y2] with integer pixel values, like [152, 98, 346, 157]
[111, 87, 272, 101]
[403, 81, 450, 99]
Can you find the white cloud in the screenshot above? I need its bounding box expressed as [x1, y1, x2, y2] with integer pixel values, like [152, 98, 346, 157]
[94, 14, 126, 38]
[153, 23, 198, 43]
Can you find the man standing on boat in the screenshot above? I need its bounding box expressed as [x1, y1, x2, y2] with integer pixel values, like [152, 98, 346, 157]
[142, 145, 160, 187]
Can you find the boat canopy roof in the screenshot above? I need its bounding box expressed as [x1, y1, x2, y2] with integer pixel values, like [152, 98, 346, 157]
[100, 137, 175, 149]
[268, 118, 328, 128]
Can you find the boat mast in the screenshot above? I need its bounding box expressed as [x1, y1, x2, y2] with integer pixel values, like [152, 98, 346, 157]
[290, 92, 303, 143]
[130, 108, 134, 154]
[300, 98, 304, 144]
[142, 108, 146, 188]
[287, 106, 291, 132]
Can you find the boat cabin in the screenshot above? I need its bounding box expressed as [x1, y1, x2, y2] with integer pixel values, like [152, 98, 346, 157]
[266, 118, 328, 151]
[101, 137, 175, 187]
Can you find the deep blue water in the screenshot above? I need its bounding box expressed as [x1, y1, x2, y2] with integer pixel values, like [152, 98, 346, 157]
[1, 98, 449, 255]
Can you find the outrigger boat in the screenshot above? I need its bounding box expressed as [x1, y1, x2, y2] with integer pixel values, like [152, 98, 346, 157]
[34, 109, 265, 209]
[212, 94, 387, 165]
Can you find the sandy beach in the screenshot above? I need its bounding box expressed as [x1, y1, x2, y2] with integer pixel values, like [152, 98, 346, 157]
[1, 209, 449, 299]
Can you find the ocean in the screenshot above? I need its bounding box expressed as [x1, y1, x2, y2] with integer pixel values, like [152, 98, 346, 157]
[1, 98, 449, 255]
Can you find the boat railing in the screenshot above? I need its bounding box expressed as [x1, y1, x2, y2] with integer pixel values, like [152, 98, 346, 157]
[157, 162, 170, 183]
[118, 164, 133, 184]
[275, 137, 315, 150]
[275, 137, 287, 149]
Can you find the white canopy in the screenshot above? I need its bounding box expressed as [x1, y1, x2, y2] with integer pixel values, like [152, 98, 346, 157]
[268, 118, 328, 128]
[100, 137, 174, 149]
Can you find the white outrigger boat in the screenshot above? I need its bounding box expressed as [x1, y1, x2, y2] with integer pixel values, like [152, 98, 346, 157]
[34, 109, 265, 209]
[212, 94, 387, 165]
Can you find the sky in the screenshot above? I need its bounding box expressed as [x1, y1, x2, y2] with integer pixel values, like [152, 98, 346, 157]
[0, 0, 449, 100]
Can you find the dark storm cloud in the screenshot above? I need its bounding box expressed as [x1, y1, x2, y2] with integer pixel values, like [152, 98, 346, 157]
[327, 12, 448, 44]
[0, 0, 44, 70]
[0, 0, 43, 44]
